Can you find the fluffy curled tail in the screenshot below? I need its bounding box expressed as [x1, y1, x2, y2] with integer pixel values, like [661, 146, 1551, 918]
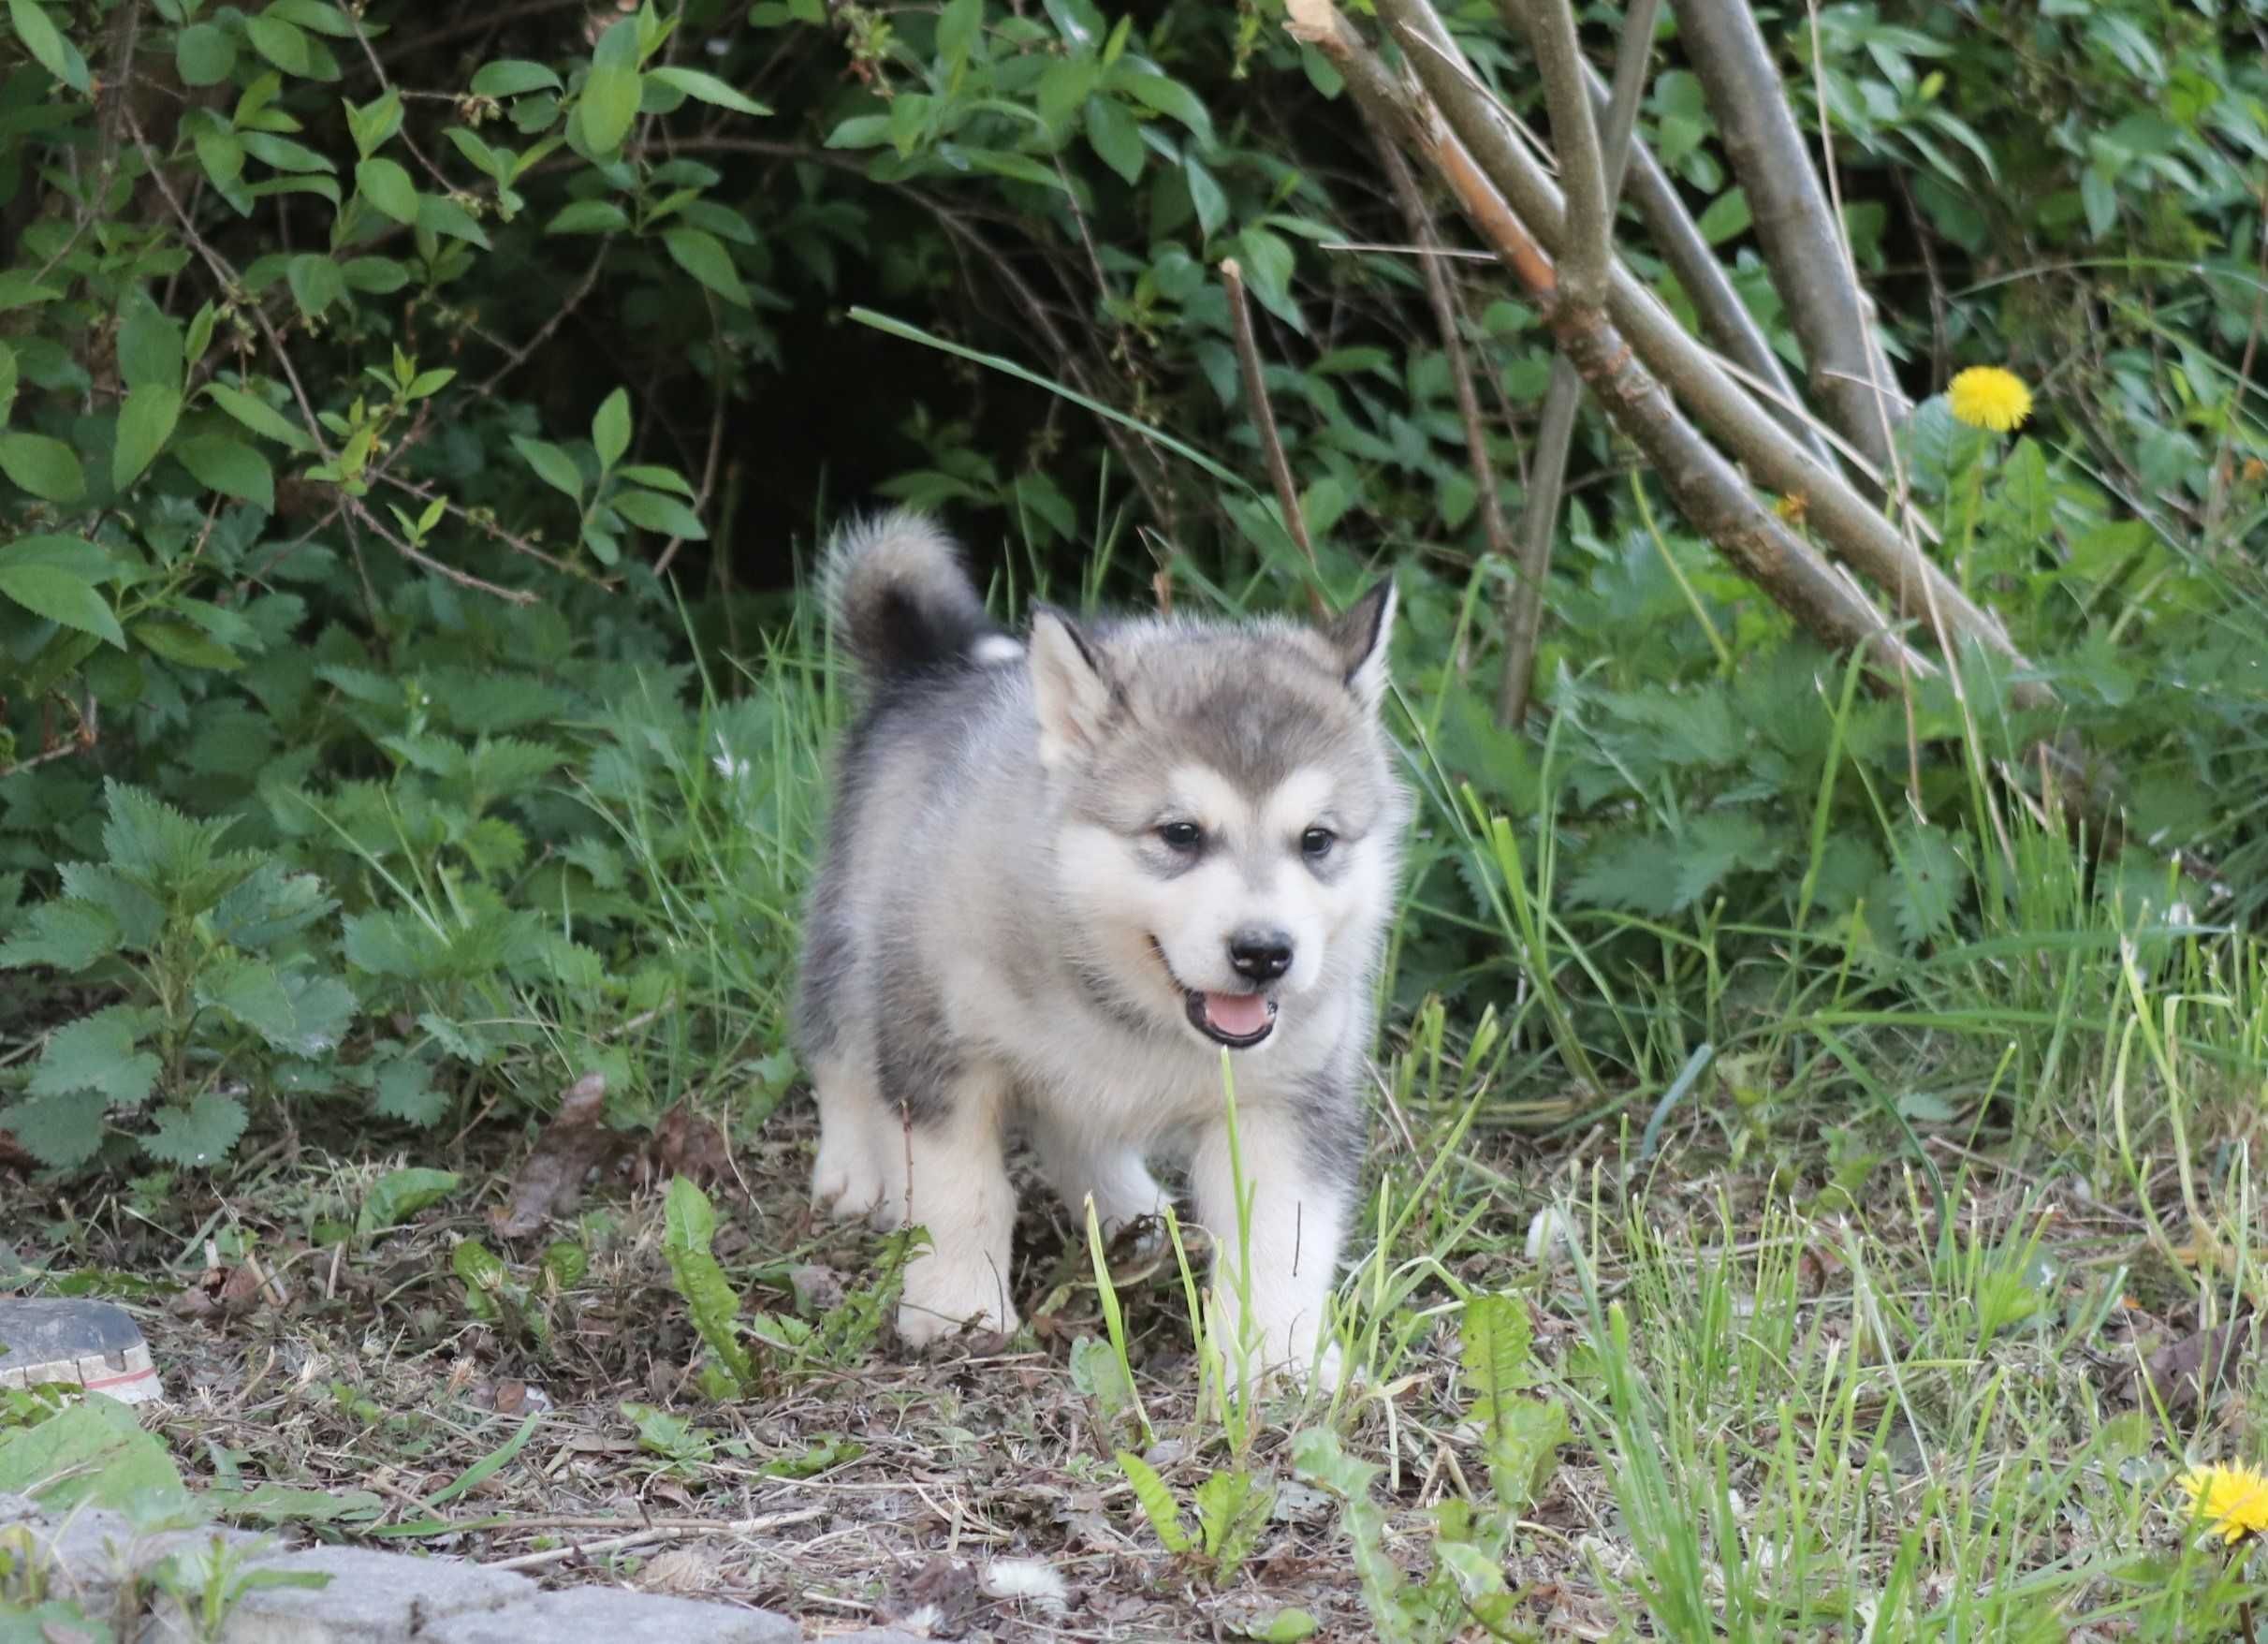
[821, 509, 1013, 683]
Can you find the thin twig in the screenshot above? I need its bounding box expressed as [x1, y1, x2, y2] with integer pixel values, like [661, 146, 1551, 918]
[652, 293, 727, 581]
[483, 1507, 826, 1572]
[473, 240, 615, 396]
[1221, 257, 1328, 619]
[1373, 136, 1510, 599]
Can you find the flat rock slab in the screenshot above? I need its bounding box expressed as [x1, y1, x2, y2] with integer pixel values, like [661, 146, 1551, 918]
[214, 1545, 534, 1643]
[425, 1586, 801, 1644]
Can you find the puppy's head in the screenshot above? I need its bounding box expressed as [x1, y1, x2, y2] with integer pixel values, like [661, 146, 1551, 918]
[1033, 584, 1407, 1051]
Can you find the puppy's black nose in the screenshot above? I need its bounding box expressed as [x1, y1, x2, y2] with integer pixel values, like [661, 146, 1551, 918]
[1228, 928, 1294, 982]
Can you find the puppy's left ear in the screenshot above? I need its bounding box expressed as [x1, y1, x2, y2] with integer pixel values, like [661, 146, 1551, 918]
[1324, 580, 1397, 711]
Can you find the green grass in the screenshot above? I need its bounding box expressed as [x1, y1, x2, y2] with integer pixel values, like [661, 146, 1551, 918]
[7, 534, 2265, 1639]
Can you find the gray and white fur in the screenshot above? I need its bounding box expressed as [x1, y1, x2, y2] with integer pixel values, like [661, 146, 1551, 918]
[795, 509, 1408, 1382]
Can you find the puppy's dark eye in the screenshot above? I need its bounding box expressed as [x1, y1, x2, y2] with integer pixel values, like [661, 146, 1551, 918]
[1301, 826, 1337, 859]
[1160, 821, 1203, 851]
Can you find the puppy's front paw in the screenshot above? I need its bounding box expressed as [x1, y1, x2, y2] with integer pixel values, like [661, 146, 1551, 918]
[895, 1255, 1017, 1349]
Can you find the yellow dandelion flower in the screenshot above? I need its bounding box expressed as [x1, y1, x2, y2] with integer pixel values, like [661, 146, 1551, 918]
[1947, 366, 2034, 433]
[2177, 1461, 2268, 1546]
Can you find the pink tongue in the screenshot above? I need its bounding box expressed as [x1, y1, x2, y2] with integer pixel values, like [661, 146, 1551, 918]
[1204, 992, 1271, 1037]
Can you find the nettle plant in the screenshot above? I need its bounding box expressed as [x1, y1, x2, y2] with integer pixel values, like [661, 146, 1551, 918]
[0, 0, 765, 1167]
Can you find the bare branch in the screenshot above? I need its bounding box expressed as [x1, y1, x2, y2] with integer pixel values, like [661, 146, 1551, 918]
[1291, 0, 1934, 687]
[1580, 61, 1836, 468]
[1370, 0, 2041, 702]
[1671, 0, 1910, 470]
[1511, 0, 1611, 307]
[1221, 258, 1327, 618]
[1498, 0, 1661, 728]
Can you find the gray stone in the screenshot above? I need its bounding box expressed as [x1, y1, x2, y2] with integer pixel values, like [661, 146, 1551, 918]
[22, 1507, 266, 1616]
[0, 1490, 37, 1523]
[215, 1545, 533, 1643]
[827, 1633, 938, 1644]
[425, 1587, 800, 1644]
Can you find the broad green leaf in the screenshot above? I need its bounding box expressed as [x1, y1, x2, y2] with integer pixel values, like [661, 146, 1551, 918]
[471, 59, 562, 98]
[346, 86, 404, 157]
[1695, 185, 1751, 246]
[373, 1055, 446, 1125]
[937, 0, 982, 65]
[1235, 1609, 1319, 1642]
[1890, 820, 1968, 947]
[357, 1167, 462, 1237]
[824, 113, 890, 150]
[0, 898, 124, 972]
[1193, 1469, 1275, 1582]
[134, 618, 242, 670]
[662, 228, 751, 307]
[1036, 55, 1100, 127]
[184, 301, 218, 368]
[265, 0, 357, 37]
[416, 194, 490, 249]
[0, 564, 124, 647]
[355, 156, 418, 225]
[1085, 97, 1143, 184]
[342, 256, 410, 293]
[242, 14, 311, 76]
[173, 433, 276, 511]
[0, 1091, 105, 1169]
[1185, 156, 1227, 239]
[546, 198, 628, 235]
[0, 339, 15, 423]
[117, 293, 184, 392]
[112, 384, 183, 490]
[1235, 226, 1300, 330]
[0, 1380, 190, 1505]
[28, 1007, 159, 1107]
[194, 123, 246, 188]
[176, 21, 237, 85]
[512, 435, 582, 502]
[208, 382, 315, 450]
[662, 1175, 757, 1393]
[0, 271, 61, 310]
[646, 66, 769, 116]
[0, 432, 86, 501]
[578, 21, 642, 154]
[8, 0, 88, 92]
[1117, 68, 1213, 147]
[285, 253, 347, 319]
[143, 1091, 249, 1167]
[593, 389, 631, 469]
[241, 131, 336, 173]
[616, 462, 694, 496]
[612, 487, 706, 538]
[1114, 1451, 1192, 1553]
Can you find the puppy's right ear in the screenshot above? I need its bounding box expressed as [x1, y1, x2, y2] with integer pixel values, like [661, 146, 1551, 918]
[1028, 606, 1114, 768]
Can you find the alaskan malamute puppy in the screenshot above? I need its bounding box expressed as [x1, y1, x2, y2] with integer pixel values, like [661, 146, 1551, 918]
[794, 510, 1407, 1383]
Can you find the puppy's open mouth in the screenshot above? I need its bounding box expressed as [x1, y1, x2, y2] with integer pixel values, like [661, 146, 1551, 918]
[1149, 937, 1279, 1049]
